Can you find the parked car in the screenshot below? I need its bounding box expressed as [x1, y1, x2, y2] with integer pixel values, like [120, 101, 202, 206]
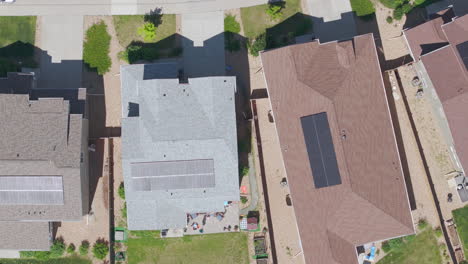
[0, 0, 15, 3]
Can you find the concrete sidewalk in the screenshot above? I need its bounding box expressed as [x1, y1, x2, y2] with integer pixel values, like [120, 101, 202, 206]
[0, 0, 268, 15]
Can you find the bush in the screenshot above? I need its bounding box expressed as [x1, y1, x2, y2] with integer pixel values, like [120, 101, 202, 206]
[137, 22, 157, 42]
[241, 165, 249, 177]
[435, 227, 443, 238]
[402, 3, 413, 13]
[381, 241, 391, 253]
[67, 243, 75, 254]
[350, 0, 375, 16]
[121, 202, 127, 218]
[266, 2, 284, 20]
[240, 196, 248, 204]
[393, 6, 404, 20]
[294, 18, 313, 37]
[83, 21, 111, 75]
[386, 16, 393, 23]
[418, 219, 428, 230]
[79, 241, 90, 256]
[388, 237, 404, 249]
[92, 240, 109, 260]
[49, 239, 65, 258]
[225, 32, 241, 52]
[224, 15, 241, 34]
[118, 182, 125, 200]
[249, 34, 267, 56]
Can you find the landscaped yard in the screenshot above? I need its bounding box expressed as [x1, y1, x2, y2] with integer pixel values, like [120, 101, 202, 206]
[113, 14, 180, 63]
[0, 256, 91, 264]
[377, 229, 443, 264]
[453, 206, 468, 255]
[0, 16, 37, 77]
[127, 232, 249, 264]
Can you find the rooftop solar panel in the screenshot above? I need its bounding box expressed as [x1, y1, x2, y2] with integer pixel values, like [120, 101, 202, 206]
[300, 112, 341, 188]
[0, 176, 64, 205]
[131, 159, 215, 191]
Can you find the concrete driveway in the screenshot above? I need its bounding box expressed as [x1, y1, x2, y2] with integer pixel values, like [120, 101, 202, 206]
[181, 11, 225, 77]
[0, 0, 267, 15]
[305, 0, 357, 43]
[36, 15, 83, 89]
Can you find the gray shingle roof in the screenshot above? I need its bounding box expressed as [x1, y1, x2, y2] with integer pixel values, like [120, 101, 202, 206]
[0, 221, 51, 250]
[0, 73, 88, 250]
[121, 63, 239, 230]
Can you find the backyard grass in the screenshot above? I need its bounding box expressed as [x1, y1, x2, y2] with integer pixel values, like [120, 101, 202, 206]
[0, 256, 91, 264]
[113, 14, 176, 48]
[127, 232, 249, 264]
[0, 16, 36, 47]
[240, 0, 302, 39]
[0, 16, 37, 77]
[453, 206, 468, 255]
[377, 229, 442, 264]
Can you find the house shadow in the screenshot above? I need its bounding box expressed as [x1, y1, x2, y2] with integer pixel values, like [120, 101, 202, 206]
[0, 41, 106, 215]
[309, 11, 357, 44]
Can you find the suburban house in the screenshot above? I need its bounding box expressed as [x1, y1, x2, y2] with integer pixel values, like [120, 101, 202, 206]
[120, 63, 239, 231]
[260, 34, 414, 264]
[0, 72, 89, 250]
[404, 13, 468, 197]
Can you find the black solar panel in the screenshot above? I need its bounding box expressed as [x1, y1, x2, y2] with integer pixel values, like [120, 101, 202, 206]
[301, 112, 341, 188]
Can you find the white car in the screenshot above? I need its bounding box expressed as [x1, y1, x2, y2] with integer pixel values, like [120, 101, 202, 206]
[0, 0, 15, 3]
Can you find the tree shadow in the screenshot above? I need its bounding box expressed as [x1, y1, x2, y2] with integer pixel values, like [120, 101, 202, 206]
[143, 8, 163, 27]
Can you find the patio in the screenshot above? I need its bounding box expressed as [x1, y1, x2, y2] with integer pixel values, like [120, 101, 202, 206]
[184, 202, 240, 235]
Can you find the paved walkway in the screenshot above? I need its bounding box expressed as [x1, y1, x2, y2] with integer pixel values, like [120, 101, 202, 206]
[0, 0, 267, 15]
[304, 0, 357, 43]
[181, 11, 225, 77]
[36, 15, 84, 89]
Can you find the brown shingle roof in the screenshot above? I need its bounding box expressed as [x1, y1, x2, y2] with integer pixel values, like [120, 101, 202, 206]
[406, 14, 468, 174]
[261, 34, 414, 264]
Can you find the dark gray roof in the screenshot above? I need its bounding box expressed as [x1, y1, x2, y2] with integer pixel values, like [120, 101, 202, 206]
[121, 63, 239, 230]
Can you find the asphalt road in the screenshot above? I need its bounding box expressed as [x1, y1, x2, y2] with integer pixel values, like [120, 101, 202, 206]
[0, 0, 267, 15]
[306, 0, 357, 43]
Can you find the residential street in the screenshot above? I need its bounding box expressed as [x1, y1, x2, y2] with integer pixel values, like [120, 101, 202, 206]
[0, 0, 268, 15]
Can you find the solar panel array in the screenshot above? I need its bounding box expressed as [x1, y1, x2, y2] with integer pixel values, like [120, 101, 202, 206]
[131, 159, 215, 191]
[0, 176, 64, 205]
[301, 112, 342, 188]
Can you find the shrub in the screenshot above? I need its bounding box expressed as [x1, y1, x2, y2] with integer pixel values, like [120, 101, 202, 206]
[240, 196, 248, 204]
[121, 202, 127, 218]
[249, 33, 267, 56]
[350, 0, 375, 16]
[49, 239, 65, 258]
[79, 241, 90, 256]
[388, 237, 404, 249]
[241, 165, 249, 176]
[418, 219, 428, 230]
[402, 3, 413, 13]
[381, 241, 391, 253]
[266, 2, 284, 20]
[118, 182, 125, 200]
[294, 18, 313, 37]
[137, 22, 157, 42]
[386, 16, 393, 23]
[225, 32, 241, 52]
[92, 240, 109, 260]
[67, 243, 76, 254]
[435, 227, 443, 238]
[83, 21, 111, 75]
[393, 6, 404, 20]
[224, 15, 241, 34]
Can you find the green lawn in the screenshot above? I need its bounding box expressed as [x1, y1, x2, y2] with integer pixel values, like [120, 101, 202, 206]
[0, 256, 91, 264]
[240, 0, 302, 39]
[350, 0, 375, 16]
[0, 16, 36, 48]
[377, 229, 442, 264]
[127, 232, 249, 264]
[113, 14, 176, 48]
[453, 206, 468, 256]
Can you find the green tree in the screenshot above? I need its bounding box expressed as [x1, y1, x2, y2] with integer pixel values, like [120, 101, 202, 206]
[248, 33, 267, 57]
[224, 15, 241, 34]
[92, 240, 109, 260]
[350, 0, 375, 16]
[137, 22, 157, 42]
[83, 21, 111, 75]
[393, 6, 404, 20]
